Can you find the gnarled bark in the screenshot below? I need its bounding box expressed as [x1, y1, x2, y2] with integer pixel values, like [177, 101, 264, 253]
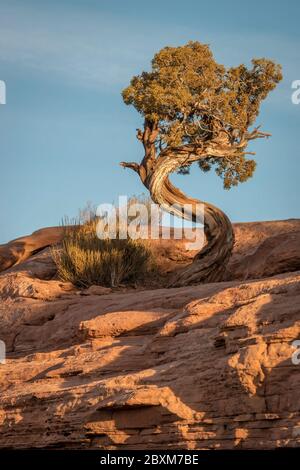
[121, 122, 268, 286]
[150, 176, 234, 287]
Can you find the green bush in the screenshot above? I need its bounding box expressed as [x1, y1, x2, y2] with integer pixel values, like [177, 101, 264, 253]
[52, 219, 153, 288]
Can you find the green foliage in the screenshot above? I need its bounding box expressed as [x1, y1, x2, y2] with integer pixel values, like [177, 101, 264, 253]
[122, 41, 282, 189]
[198, 156, 257, 189]
[52, 220, 153, 288]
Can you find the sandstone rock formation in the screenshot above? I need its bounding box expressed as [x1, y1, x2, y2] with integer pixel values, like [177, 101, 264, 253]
[0, 227, 64, 273]
[0, 220, 299, 449]
[1, 219, 300, 282]
[225, 220, 300, 281]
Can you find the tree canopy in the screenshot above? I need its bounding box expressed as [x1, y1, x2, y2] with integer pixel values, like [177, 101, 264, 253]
[122, 41, 282, 189]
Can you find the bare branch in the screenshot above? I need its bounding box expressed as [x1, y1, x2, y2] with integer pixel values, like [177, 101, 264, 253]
[136, 129, 143, 141]
[120, 161, 140, 173]
[246, 126, 271, 141]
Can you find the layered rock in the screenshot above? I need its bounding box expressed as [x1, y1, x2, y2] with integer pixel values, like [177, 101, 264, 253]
[226, 220, 300, 280]
[1, 219, 300, 282]
[0, 267, 299, 449]
[0, 220, 300, 449]
[0, 227, 64, 273]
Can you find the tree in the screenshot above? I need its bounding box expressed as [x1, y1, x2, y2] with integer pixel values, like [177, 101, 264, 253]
[120, 41, 282, 286]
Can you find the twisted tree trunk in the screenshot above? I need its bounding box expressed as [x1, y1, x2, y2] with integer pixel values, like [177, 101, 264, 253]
[121, 122, 268, 285]
[150, 174, 233, 286]
[146, 155, 234, 286]
[121, 131, 234, 285]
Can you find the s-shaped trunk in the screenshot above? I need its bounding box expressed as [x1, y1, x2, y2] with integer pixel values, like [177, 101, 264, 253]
[120, 125, 271, 285]
[146, 155, 234, 286]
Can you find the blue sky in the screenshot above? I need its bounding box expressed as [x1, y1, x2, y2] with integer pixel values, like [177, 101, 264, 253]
[0, 0, 299, 243]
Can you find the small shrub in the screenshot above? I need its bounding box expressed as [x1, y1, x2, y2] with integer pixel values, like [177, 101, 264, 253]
[52, 219, 153, 288]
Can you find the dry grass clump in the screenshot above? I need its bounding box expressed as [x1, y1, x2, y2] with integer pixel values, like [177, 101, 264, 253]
[52, 218, 154, 288]
[127, 193, 162, 226]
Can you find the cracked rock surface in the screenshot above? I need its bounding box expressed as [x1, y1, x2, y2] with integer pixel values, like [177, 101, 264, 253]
[0, 220, 300, 449]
